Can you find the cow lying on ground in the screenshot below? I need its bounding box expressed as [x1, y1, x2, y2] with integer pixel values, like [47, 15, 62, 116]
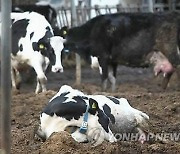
[36, 85, 149, 146]
[8, 12, 65, 93]
[62, 12, 180, 91]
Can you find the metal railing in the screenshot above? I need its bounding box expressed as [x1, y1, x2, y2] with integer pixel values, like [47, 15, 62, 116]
[56, 3, 180, 28]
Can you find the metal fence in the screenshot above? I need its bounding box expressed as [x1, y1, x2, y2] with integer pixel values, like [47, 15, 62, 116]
[56, 3, 180, 28]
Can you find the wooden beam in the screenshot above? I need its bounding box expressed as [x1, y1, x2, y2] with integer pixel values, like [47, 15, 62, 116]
[71, 0, 81, 85]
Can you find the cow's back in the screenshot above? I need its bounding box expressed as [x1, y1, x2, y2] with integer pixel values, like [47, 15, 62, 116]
[89, 12, 180, 66]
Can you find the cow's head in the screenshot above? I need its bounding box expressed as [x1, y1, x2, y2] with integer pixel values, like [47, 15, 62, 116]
[33, 35, 65, 73]
[31, 23, 65, 73]
[49, 36, 65, 73]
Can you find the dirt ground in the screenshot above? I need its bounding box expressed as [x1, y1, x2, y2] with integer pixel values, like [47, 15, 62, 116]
[1, 64, 180, 154]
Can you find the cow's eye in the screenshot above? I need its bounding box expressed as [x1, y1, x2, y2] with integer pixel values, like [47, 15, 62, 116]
[39, 44, 45, 49]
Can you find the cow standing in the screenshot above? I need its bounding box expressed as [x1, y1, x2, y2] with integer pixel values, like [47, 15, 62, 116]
[36, 85, 149, 146]
[12, 4, 58, 31]
[63, 12, 180, 91]
[8, 12, 65, 93]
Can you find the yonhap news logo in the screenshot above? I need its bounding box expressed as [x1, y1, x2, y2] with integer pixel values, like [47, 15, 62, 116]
[87, 127, 180, 143]
[114, 132, 180, 142]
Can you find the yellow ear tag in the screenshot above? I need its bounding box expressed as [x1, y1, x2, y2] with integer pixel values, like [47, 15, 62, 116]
[63, 30, 67, 35]
[39, 44, 44, 49]
[92, 102, 96, 109]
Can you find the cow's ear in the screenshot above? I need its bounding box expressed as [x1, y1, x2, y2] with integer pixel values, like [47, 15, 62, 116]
[32, 42, 38, 51]
[89, 98, 99, 110]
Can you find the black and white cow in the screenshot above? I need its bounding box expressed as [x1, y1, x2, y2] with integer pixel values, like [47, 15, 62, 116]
[12, 4, 58, 31]
[9, 12, 65, 93]
[36, 85, 149, 146]
[63, 12, 180, 91]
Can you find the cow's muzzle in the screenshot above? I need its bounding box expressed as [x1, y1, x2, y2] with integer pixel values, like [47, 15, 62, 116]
[51, 66, 64, 73]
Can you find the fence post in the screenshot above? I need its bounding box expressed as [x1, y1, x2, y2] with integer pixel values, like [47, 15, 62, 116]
[148, 0, 154, 12]
[0, 0, 12, 153]
[85, 0, 91, 19]
[71, 0, 81, 85]
[171, 0, 176, 10]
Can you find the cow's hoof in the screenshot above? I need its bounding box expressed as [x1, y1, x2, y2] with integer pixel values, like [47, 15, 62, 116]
[16, 83, 21, 90]
[91, 139, 104, 147]
[71, 130, 88, 143]
[12, 88, 20, 95]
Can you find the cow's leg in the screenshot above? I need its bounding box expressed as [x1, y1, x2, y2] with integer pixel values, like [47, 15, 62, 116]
[11, 67, 17, 89]
[87, 128, 116, 146]
[161, 72, 173, 89]
[35, 78, 42, 94]
[99, 59, 109, 91]
[32, 64, 47, 94]
[103, 127, 117, 143]
[108, 64, 117, 92]
[38, 57, 51, 93]
[38, 113, 75, 139]
[86, 127, 105, 146]
[102, 78, 108, 91]
[11, 67, 21, 90]
[36, 76, 47, 94]
[176, 67, 180, 90]
[91, 130, 105, 146]
[71, 129, 88, 143]
[36, 57, 50, 93]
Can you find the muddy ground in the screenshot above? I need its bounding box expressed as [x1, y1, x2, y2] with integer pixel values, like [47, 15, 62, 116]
[1, 63, 180, 154]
